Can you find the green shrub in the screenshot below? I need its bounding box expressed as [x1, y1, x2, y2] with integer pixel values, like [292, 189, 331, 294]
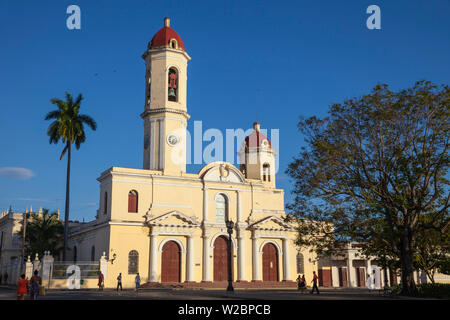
[417, 283, 450, 299]
[389, 284, 402, 294]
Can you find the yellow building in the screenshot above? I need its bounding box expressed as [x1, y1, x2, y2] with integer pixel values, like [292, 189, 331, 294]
[68, 17, 317, 289]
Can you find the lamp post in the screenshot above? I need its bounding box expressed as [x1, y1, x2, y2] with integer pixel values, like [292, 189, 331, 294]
[226, 219, 234, 292]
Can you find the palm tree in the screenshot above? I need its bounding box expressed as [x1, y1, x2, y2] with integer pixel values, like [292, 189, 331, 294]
[45, 92, 97, 260]
[20, 209, 64, 259]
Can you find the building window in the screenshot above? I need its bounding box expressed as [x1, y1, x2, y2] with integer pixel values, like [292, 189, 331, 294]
[91, 246, 95, 261]
[215, 194, 227, 223]
[103, 192, 108, 215]
[128, 250, 139, 274]
[296, 253, 305, 274]
[128, 190, 138, 213]
[263, 163, 271, 182]
[146, 70, 151, 105]
[73, 246, 77, 263]
[168, 68, 178, 102]
[12, 234, 20, 248]
[170, 39, 178, 49]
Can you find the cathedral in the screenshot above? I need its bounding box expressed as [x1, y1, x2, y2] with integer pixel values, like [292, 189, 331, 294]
[68, 17, 315, 288]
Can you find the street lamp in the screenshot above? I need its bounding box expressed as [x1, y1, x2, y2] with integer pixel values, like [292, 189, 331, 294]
[226, 219, 234, 292]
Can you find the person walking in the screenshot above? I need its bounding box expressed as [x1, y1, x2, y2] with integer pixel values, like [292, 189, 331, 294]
[135, 273, 140, 292]
[29, 270, 42, 300]
[116, 273, 122, 291]
[296, 274, 307, 293]
[310, 271, 320, 294]
[296, 274, 301, 290]
[98, 271, 104, 291]
[16, 274, 28, 300]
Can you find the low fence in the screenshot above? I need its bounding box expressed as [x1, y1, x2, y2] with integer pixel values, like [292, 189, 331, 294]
[49, 261, 101, 289]
[1, 256, 103, 289]
[52, 261, 100, 279]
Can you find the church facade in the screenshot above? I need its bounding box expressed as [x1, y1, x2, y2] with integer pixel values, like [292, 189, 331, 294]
[68, 17, 317, 288]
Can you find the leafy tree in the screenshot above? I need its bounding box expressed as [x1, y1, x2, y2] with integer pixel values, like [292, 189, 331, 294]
[286, 81, 449, 296]
[438, 257, 450, 275]
[45, 92, 97, 260]
[413, 215, 450, 283]
[19, 209, 64, 259]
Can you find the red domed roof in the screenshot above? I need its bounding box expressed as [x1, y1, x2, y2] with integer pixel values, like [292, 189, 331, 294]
[148, 17, 185, 51]
[245, 122, 272, 148]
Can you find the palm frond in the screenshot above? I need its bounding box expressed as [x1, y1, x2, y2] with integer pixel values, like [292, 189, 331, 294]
[78, 114, 97, 131]
[65, 92, 73, 107]
[45, 110, 61, 120]
[47, 121, 61, 144]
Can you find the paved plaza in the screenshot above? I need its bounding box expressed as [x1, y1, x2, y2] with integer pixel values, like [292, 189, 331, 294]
[0, 286, 425, 300]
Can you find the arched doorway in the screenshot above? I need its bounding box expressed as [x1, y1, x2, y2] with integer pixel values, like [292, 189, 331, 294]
[213, 236, 229, 282]
[262, 243, 279, 281]
[161, 241, 181, 282]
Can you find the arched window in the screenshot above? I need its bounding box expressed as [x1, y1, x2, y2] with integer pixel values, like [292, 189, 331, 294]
[146, 69, 151, 106]
[170, 39, 178, 49]
[168, 68, 178, 102]
[215, 194, 227, 223]
[91, 246, 95, 261]
[263, 163, 271, 182]
[103, 191, 108, 215]
[296, 253, 305, 274]
[128, 190, 138, 213]
[128, 250, 139, 274]
[73, 246, 77, 263]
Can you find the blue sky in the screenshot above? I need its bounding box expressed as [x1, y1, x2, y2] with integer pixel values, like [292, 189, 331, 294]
[0, 0, 449, 221]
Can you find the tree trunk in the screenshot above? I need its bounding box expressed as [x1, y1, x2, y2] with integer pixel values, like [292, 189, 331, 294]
[399, 238, 417, 296]
[62, 143, 71, 261]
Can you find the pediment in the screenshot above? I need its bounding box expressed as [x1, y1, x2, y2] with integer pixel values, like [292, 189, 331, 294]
[249, 215, 292, 230]
[198, 162, 245, 183]
[147, 211, 200, 226]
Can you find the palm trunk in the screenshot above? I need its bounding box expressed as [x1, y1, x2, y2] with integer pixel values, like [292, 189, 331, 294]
[63, 142, 71, 261]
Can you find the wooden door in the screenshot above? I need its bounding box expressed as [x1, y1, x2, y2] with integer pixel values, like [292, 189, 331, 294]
[262, 243, 279, 281]
[338, 267, 348, 287]
[214, 236, 228, 282]
[356, 267, 366, 287]
[318, 269, 332, 287]
[389, 269, 398, 285]
[161, 241, 181, 282]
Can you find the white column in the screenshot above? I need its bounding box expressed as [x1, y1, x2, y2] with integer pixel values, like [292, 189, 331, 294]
[282, 238, 290, 281]
[149, 233, 157, 282]
[331, 266, 340, 287]
[203, 187, 208, 222]
[252, 235, 261, 281]
[237, 232, 245, 281]
[347, 251, 354, 288]
[236, 191, 241, 223]
[202, 234, 211, 282]
[386, 268, 391, 286]
[186, 235, 194, 282]
[366, 259, 372, 288]
[236, 191, 245, 281]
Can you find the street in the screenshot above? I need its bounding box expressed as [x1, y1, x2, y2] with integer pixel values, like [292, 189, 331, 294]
[0, 286, 420, 300]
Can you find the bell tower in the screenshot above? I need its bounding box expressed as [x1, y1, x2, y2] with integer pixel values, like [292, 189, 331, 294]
[141, 17, 191, 175]
[239, 122, 276, 188]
